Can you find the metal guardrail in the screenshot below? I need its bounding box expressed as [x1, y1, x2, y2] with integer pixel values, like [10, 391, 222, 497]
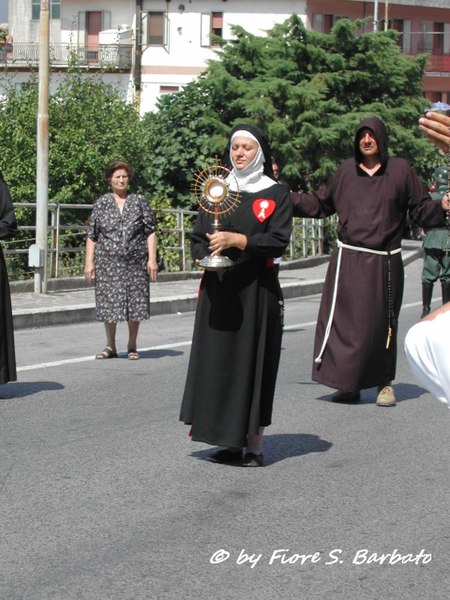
[4, 202, 328, 279]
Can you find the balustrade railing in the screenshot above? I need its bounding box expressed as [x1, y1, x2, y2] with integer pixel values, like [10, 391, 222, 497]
[3, 202, 330, 280]
[0, 42, 133, 68]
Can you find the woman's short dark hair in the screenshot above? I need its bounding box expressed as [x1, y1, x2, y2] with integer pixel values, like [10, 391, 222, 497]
[104, 160, 134, 182]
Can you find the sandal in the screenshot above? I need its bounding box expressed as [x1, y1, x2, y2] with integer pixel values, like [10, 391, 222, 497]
[95, 347, 118, 360]
[127, 349, 140, 360]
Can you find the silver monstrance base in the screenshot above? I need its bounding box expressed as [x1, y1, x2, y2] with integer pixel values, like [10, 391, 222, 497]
[199, 254, 234, 269]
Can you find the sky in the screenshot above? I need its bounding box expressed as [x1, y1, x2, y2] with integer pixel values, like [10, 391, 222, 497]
[0, 0, 8, 24]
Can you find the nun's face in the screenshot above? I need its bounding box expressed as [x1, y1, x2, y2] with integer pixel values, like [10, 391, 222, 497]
[231, 136, 259, 170]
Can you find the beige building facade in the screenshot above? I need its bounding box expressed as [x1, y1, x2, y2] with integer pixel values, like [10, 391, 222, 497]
[2, 1, 450, 112]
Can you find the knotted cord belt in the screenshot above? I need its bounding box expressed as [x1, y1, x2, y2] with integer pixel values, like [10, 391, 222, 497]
[314, 240, 402, 364]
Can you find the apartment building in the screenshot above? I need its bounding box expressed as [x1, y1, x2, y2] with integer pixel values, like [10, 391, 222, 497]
[307, 0, 450, 103]
[2, 1, 450, 113]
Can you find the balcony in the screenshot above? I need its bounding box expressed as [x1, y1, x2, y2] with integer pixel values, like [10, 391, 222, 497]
[0, 42, 133, 69]
[426, 54, 450, 74]
[398, 31, 450, 75]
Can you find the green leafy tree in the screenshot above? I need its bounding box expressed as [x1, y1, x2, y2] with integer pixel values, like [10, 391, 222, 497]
[146, 16, 439, 202]
[0, 71, 167, 277]
[0, 73, 144, 201]
[0, 16, 444, 276]
[139, 82, 226, 208]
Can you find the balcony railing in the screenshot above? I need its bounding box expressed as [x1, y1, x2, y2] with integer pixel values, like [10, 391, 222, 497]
[398, 32, 450, 73]
[1, 33, 449, 73]
[0, 42, 133, 69]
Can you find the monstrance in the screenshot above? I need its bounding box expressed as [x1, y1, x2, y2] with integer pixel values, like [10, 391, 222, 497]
[192, 162, 240, 268]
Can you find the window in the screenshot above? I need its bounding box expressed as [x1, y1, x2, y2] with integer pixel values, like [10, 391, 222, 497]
[427, 91, 443, 103]
[420, 22, 434, 53]
[394, 20, 411, 53]
[311, 13, 337, 34]
[160, 85, 180, 95]
[432, 22, 444, 55]
[77, 11, 111, 60]
[444, 23, 450, 54]
[142, 12, 168, 46]
[211, 12, 223, 45]
[201, 12, 223, 47]
[389, 19, 409, 53]
[32, 0, 61, 20]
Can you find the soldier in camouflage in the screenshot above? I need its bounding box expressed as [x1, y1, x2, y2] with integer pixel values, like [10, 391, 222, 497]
[420, 166, 450, 318]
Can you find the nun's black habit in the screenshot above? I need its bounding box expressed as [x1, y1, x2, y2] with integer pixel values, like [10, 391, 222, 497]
[180, 125, 292, 447]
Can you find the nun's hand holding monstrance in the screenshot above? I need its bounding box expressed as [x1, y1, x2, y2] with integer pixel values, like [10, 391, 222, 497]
[206, 230, 248, 258]
[192, 163, 240, 269]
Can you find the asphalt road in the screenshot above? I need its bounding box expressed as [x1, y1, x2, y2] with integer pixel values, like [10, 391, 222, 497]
[1, 258, 449, 600]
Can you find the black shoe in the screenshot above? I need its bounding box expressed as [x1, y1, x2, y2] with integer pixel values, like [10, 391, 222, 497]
[242, 452, 264, 467]
[331, 390, 360, 403]
[207, 449, 243, 464]
[421, 306, 431, 319]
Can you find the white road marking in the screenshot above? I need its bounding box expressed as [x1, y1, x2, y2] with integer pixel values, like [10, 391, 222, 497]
[17, 341, 192, 372]
[16, 301, 425, 372]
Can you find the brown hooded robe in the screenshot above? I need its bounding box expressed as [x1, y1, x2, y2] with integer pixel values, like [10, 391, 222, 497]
[292, 116, 446, 392]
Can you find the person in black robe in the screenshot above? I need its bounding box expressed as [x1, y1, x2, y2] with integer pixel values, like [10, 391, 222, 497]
[180, 124, 292, 466]
[0, 172, 17, 398]
[291, 116, 448, 406]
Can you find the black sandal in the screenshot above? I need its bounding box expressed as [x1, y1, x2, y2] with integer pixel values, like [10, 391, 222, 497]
[95, 347, 118, 359]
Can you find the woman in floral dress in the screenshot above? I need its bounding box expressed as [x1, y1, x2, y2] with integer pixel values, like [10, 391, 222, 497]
[84, 160, 158, 360]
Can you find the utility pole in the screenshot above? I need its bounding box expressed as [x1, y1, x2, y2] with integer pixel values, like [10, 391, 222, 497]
[373, 0, 379, 32]
[34, 0, 50, 293]
[134, 0, 143, 113]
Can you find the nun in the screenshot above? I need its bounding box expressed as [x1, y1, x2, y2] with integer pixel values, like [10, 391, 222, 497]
[180, 124, 292, 466]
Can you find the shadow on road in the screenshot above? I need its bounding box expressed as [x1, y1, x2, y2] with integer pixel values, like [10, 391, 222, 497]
[315, 382, 429, 405]
[0, 381, 65, 399]
[136, 349, 184, 359]
[191, 433, 332, 466]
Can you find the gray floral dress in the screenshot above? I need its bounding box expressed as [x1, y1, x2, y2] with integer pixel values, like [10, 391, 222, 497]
[87, 193, 156, 323]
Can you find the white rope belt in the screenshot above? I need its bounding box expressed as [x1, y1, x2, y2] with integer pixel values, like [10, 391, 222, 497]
[314, 240, 402, 365]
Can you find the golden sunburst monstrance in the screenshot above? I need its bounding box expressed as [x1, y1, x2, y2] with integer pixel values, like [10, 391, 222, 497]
[191, 162, 240, 269]
[192, 163, 240, 216]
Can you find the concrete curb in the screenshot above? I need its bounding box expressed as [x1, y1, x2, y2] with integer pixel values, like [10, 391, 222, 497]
[13, 306, 97, 330]
[11, 246, 423, 330]
[12, 279, 324, 330]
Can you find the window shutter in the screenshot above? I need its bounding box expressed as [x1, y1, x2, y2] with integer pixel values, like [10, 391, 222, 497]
[78, 12, 86, 45]
[163, 11, 169, 47]
[201, 13, 211, 47]
[102, 11, 111, 31]
[402, 20, 411, 54]
[141, 12, 148, 46]
[444, 23, 450, 54]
